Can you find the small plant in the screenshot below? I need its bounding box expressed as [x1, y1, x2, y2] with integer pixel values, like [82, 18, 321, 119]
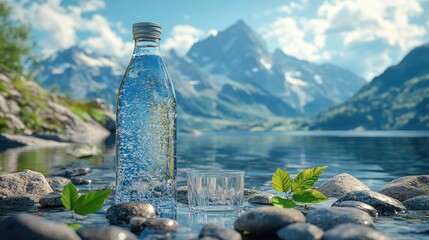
[61, 182, 111, 217]
[271, 166, 328, 208]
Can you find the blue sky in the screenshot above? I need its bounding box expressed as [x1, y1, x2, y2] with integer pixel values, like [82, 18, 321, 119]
[10, 0, 429, 80]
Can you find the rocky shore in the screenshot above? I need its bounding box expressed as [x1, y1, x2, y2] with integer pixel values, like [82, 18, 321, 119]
[0, 169, 428, 239]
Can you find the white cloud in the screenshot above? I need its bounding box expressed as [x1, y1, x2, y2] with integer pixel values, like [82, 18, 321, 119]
[11, 0, 132, 58]
[163, 25, 204, 56]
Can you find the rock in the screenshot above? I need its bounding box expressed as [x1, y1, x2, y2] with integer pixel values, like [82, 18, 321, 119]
[234, 206, 305, 235]
[318, 173, 370, 198]
[331, 201, 378, 217]
[177, 186, 188, 204]
[277, 222, 324, 240]
[200, 223, 242, 240]
[78, 226, 137, 240]
[71, 177, 92, 185]
[0, 196, 37, 210]
[0, 213, 80, 240]
[0, 133, 70, 150]
[322, 223, 390, 240]
[67, 145, 101, 158]
[52, 167, 92, 178]
[105, 181, 116, 191]
[306, 207, 373, 230]
[402, 195, 429, 210]
[248, 193, 276, 205]
[129, 217, 147, 232]
[335, 190, 406, 215]
[141, 218, 179, 231]
[47, 176, 71, 192]
[379, 175, 429, 202]
[39, 193, 63, 207]
[0, 169, 53, 202]
[106, 202, 157, 225]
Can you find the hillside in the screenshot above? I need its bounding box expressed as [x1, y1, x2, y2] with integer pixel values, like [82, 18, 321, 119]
[306, 44, 429, 130]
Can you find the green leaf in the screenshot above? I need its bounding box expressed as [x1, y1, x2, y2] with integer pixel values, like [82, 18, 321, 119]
[291, 166, 327, 194]
[272, 168, 291, 193]
[292, 189, 329, 203]
[66, 223, 82, 231]
[272, 196, 296, 208]
[61, 182, 79, 210]
[73, 189, 111, 215]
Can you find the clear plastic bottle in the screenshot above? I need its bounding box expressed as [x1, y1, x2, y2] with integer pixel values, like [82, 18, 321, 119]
[115, 22, 176, 218]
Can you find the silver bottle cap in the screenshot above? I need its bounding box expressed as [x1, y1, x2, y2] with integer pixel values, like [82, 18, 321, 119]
[132, 22, 162, 40]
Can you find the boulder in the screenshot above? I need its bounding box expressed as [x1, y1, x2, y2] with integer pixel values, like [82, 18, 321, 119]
[39, 193, 63, 208]
[234, 206, 305, 235]
[46, 176, 71, 192]
[379, 175, 429, 202]
[318, 173, 370, 198]
[402, 195, 429, 210]
[331, 201, 378, 217]
[306, 207, 373, 230]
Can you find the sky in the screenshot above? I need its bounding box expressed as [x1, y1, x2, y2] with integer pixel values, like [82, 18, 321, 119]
[9, 0, 429, 80]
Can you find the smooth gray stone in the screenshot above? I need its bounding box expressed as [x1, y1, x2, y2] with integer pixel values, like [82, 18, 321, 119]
[318, 173, 370, 198]
[129, 217, 179, 231]
[402, 195, 429, 210]
[52, 167, 92, 178]
[248, 193, 276, 205]
[39, 193, 63, 207]
[46, 177, 71, 192]
[277, 222, 324, 240]
[306, 207, 373, 230]
[106, 201, 156, 225]
[0, 213, 80, 240]
[0, 169, 53, 201]
[200, 223, 242, 240]
[78, 226, 137, 240]
[332, 200, 378, 217]
[322, 223, 390, 240]
[71, 177, 92, 185]
[379, 175, 429, 202]
[335, 190, 406, 215]
[234, 206, 305, 235]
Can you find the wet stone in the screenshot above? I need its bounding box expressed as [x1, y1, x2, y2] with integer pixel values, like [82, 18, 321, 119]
[52, 167, 92, 178]
[402, 195, 429, 210]
[323, 223, 390, 240]
[248, 193, 276, 205]
[332, 200, 378, 217]
[0, 213, 80, 240]
[78, 226, 137, 240]
[39, 193, 63, 207]
[46, 176, 71, 192]
[200, 223, 242, 240]
[318, 173, 370, 198]
[305, 207, 373, 230]
[0, 196, 37, 210]
[71, 177, 92, 185]
[106, 202, 157, 225]
[379, 175, 429, 202]
[177, 186, 188, 204]
[143, 218, 179, 231]
[335, 190, 406, 215]
[277, 222, 323, 240]
[234, 206, 305, 235]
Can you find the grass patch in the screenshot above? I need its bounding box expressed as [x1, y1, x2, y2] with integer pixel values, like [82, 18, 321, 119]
[60, 99, 106, 124]
[0, 82, 9, 93]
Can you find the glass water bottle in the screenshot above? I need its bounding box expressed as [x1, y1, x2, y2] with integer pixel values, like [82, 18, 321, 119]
[115, 22, 177, 218]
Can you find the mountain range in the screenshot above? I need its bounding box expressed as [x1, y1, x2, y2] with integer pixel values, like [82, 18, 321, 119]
[38, 20, 368, 131]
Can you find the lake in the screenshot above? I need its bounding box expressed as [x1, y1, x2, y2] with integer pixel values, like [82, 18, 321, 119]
[1, 131, 429, 239]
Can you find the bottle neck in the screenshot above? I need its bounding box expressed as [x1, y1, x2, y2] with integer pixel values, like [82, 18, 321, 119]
[133, 39, 161, 57]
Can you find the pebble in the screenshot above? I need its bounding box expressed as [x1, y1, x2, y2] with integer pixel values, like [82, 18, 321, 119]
[332, 200, 378, 217]
[234, 206, 305, 235]
[379, 175, 429, 202]
[71, 177, 92, 185]
[46, 176, 71, 192]
[322, 223, 390, 240]
[106, 202, 157, 225]
[0, 169, 53, 202]
[200, 223, 242, 240]
[277, 222, 323, 240]
[78, 226, 137, 240]
[318, 173, 370, 198]
[305, 207, 373, 230]
[39, 193, 63, 207]
[402, 195, 429, 210]
[129, 217, 179, 232]
[52, 167, 92, 178]
[0, 213, 80, 240]
[335, 190, 406, 215]
[248, 193, 276, 205]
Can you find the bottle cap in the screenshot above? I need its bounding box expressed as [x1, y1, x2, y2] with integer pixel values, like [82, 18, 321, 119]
[132, 22, 162, 40]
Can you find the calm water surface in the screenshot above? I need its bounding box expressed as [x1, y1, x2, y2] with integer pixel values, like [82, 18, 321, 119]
[1, 131, 429, 239]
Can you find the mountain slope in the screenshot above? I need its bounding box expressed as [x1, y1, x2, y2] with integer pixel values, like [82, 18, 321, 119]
[307, 44, 429, 130]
